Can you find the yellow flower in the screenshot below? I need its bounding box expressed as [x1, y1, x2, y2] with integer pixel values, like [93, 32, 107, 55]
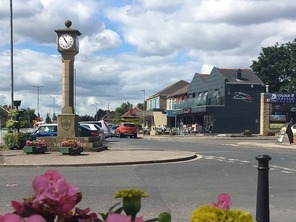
[114, 189, 148, 199]
[190, 205, 255, 222]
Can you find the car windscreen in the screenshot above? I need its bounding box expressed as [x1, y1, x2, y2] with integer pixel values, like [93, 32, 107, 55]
[36, 126, 57, 133]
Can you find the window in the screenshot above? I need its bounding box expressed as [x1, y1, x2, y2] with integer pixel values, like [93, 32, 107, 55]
[203, 92, 208, 104]
[213, 90, 220, 105]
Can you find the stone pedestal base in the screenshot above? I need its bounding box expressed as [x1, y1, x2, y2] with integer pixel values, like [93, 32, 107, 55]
[57, 113, 79, 138]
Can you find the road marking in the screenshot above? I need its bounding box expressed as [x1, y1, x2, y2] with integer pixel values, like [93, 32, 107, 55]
[202, 155, 296, 174]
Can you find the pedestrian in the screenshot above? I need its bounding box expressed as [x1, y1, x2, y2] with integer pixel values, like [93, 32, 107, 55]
[286, 121, 293, 145]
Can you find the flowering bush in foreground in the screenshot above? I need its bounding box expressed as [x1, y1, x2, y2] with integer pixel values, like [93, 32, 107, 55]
[191, 193, 255, 222]
[0, 170, 255, 222]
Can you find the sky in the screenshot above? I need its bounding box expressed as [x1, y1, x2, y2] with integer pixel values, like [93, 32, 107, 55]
[1, 0, 296, 119]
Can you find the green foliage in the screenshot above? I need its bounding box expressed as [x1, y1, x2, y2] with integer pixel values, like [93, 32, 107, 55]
[98, 202, 123, 221]
[52, 113, 57, 121]
[79, 115, 95, 121]
[6, 119, 18, 130]
[136, 103, 144, 110]
[3, 131, 19, 149]
[115, 102, 133, 117]
[95, 109, 107, 121]
[158, 212, 172, 222]
[251, 40, 296, 93]
[5, 108, 33, 130]
[45, 113, 52, 123]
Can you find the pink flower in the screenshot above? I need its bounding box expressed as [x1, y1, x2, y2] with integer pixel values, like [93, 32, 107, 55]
[74, 207, 98, 220]
[106, 213, 131, 222]
[0, 213, 23, 222]
[210, 193, 232, 210]
[31, 170, 79, 214]
[135, 216, 144, 222]
[27, 215, 46, 222]
[11, 201, 24, 215]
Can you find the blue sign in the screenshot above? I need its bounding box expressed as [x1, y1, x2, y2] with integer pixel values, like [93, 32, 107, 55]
[269, 93, 296, 103]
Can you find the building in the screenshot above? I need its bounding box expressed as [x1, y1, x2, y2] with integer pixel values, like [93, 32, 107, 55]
[145, 80, 189, 133]
[0, 106, 10, 128]
[121, 107, 143, 122]
[172, 67, 264, 134]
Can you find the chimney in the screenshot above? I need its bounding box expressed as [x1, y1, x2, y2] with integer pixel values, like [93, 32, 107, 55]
[237, 69, 242, 80]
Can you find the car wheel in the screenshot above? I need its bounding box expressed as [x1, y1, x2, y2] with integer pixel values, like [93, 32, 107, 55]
[134, 134, 137, 138]
[119, 133, 124, 138]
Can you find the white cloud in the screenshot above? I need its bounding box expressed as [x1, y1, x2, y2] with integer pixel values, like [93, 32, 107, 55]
[1, 0, 296, 119]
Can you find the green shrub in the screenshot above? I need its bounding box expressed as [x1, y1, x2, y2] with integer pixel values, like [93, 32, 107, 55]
[3, 131, 20, 149]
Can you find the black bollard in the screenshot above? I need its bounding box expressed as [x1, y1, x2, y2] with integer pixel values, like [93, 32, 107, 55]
[256, 155, 272, 222]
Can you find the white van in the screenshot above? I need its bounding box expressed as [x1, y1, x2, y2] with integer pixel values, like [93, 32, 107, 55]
[79, 120, 111, 138]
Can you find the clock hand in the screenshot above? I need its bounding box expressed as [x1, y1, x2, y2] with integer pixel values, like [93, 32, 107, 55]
[63, 36, 68, 44]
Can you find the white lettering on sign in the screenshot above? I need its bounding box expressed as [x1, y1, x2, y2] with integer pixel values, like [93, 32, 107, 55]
[270, 93, 295, 103]
[232, 92, 253, 102]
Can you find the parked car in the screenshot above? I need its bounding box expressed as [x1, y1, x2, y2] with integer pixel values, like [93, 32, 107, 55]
[110, 125, 119, 137]
[78, 125, 99, 137]
[31, 124, 99, 140]
[79, 120, 111, 138]
[115, 123, 137, 138]
[79, 123, 105, 140]
[31, 124, 57, 140]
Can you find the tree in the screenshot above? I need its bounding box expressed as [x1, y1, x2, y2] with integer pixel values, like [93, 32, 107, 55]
[251, 40, 296, 93]
[79, 115, 95, 121]
[18, 109, 31, 128]
[45, 113, 52, 123]
[52, 113, 57, 122]
[95, 109, 107, 121]
[115, 102, 133, 117]
[136, 103, 144, 110]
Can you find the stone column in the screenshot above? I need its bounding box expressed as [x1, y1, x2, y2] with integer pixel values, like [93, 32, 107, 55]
[61, 54, 74, 114]
[260, 93, 270, 135]
[57, 54, 78, 138]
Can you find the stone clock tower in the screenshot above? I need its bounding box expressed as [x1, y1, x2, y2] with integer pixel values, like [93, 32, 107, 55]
[55, 20, 81, 138]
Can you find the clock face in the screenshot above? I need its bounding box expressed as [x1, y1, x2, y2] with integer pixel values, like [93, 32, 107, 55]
[58, 34, 74, 50]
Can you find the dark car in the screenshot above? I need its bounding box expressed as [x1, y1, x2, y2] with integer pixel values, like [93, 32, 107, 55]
[78, 125, 99, 137]
[115, 123, 137, 138]
[31, 124, 98, 140]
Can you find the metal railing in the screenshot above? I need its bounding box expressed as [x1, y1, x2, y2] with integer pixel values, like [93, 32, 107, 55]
[172, 96, 225, 109]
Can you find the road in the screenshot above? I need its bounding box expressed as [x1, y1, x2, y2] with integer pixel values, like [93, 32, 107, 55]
[0, 136, 295, 221]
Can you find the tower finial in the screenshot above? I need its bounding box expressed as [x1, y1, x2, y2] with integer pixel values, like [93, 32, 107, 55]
[65, 20, 72, 28]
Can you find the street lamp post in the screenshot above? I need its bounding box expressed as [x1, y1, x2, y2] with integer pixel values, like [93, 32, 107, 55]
[13, 100, 21, 132]
[10, 0, 14, 109]
[140, 90, 145, 131]
[50, 95, 58, 120]
[32, 85, 44, 118]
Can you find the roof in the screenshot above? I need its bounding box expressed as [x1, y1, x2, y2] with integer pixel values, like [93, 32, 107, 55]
[148, 80, 189, 99]
[0, 106, 10, 116]
[121, 107, 143, 118]
[167, 84, 189, 98]
[217, 68, 264, 85]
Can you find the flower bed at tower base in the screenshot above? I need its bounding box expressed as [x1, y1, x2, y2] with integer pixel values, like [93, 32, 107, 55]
[59, 147, 83, 155]
[23, 146, 47, 154]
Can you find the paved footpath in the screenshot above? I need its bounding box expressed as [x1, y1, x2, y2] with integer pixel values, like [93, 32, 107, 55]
[0, 134, 295, 167]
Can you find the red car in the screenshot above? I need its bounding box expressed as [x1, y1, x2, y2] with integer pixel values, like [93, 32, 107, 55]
[115, 123, 137, 138]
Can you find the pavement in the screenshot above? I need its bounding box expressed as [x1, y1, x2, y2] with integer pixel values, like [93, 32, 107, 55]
[0, 134, 295, 167]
